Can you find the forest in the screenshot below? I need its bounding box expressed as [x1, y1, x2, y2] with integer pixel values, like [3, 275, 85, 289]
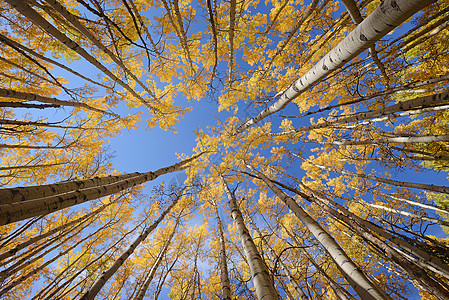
[0, 0, 448, 299]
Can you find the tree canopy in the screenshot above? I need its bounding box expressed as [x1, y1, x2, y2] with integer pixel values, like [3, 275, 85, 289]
[0, 0, 448, 299]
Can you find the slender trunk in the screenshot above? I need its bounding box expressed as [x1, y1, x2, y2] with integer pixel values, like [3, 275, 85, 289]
[4, 0, 158, 110]
[0, 33, 113, 91]
[0, 212, 94, 279]
[267, 167, 449, 279]
[42, 0, 158, 101]
[0, 162, 69, 172]
[228, 0, 236, 84]
[361, 201, 449, 227]
[222, 176, 279, 300]
[134, 217, 179, 300]
[248, 218, 308, 299]
[0, 215, 111, 296]
[247, 165, 390, 300]
[0, 101, 59, 109]
[0, 199, 114, 262]
[235, 0, 436, 134]
[301, 190, 449, 299]
[212, 199, 232, 300]
[0, 153, 202, 225]
[291, 74, 449, 120]
[0, 88, 117, 117]
[34, 218, 141, 300]
[261, 0, 319, 78]
[280, 223, 355, 300]
[0, 118, 102, 130]
[80, 194, 181, 300]
[323, 134, 449, 146]
[0, 216, 43, 248]
[288, 91, 449, 134]
[398, 13, 449, 53]
[308, 160, 449, 194]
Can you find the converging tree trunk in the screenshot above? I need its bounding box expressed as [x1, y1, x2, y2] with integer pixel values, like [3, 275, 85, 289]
[247, 165, 390, 300]
[235, 0, 436, 134]
[222, 176, 279, 300]
[80, 191, 182, 300]
[0, 153, 203, 225]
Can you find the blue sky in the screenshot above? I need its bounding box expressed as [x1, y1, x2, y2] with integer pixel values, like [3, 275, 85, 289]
[3, 0, 448, 298]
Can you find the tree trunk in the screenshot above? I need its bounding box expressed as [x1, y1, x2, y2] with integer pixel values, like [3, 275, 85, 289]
[307, 160, 449, 194]
[0, 88, 117, 117]
[247, 165, 390, 300]
[134, 216, 179, 300]
[287, 91, 449, 134]
[0, 153, 203, 225]
[0, 33, 113, 91]
[0, 198, 115, 262]
[4, 0, 158, 111]
[248, 217, 308, 299]
[234, 0, 436, 134]
[212, 198, 232, 300]
[80, 193, 181, 300]
[222, 176, 279, 300]
[268, 167, 449, 280]
[0, 101, 59, 109]
[42, 0, 158, 101]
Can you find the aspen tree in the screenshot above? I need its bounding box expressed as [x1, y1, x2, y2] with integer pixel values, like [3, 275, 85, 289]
[0, 198, 117, 262]
[41, 0, 159, 102]
[0, 33, 114, 91]
[247, 165, 390, 300]
[0, 211, 122, 296]
[211, 196, 232, 300]
[268, 166, 449, 272]
[247, 216, 309, 299]
[222, 176, 279, 300]
[280, 91, 449, 134]
[0, 153, 203, 225]
[235, 0, 436, 134]
[33, 214, 144, 300]
[4, 0, 158, 111]
[304, 158, 449, 194]
[134, 218, 178, 300]
[80, 190, 184, 300]
[266, 169, 449, 291]
[0, 88, 116, 116]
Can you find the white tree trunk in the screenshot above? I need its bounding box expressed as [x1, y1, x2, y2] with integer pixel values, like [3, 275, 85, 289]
[80, 196, 180, 300]
[0, 153, 203, 225]
[248, 165, 390, 300]
[235, 0, 436, 134]
[222, 176, 279, 300]
[4, 0, 157, 110]
[0, 88, 117, 117]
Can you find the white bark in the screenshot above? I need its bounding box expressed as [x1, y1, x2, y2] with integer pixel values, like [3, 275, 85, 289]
[235, 0, 436, 134]
[4, 0, 157, 110]
[80, 197, 180, 300]
[0, 153, 203, 225]
[0, 88, 117, 117]
[248, 165, 390, 300]
[328, 134, 449, 146]
[222, 176, 279, 300]
[212, 198, 232, 300]
[284, 91, 449, 134]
